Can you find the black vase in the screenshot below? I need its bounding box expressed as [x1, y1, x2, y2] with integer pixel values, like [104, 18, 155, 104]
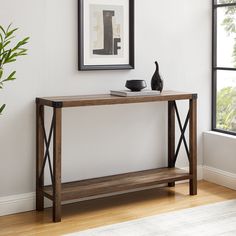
[151, 61, 163, 92]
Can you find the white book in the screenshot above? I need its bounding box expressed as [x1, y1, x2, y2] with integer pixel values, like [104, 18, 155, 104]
[110, 90, 161, 97]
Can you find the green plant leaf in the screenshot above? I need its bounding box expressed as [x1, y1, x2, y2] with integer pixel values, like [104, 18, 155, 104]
[13, 37, 30, 51]
[17, 48, 28, 56]
[0, 23, 29, 116]
[6, 23, 12, 33]
[3, 40, 11, 48]
[8, 52, 18, 60]
[6, 28, 18, 39]
[2, 71, 16, 82]
[1, 51, 9, 63]
[4, 59, 17, 64]
[4, 35, 15, 42]
[0, 104, 6, 114]
[0, 25, 6, 34]
[2, 49, 12, 64]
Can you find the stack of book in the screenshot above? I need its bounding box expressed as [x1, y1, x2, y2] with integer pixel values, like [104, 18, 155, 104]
[110, 90, 161, 97]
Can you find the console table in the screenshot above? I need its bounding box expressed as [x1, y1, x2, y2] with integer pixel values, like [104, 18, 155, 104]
[36, 90, 197, 222]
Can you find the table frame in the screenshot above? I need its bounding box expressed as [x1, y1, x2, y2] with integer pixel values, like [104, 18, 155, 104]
[36, 91, 197, 222]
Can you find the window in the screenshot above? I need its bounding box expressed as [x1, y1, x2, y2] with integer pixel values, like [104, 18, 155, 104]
[212, 0, 236, 135]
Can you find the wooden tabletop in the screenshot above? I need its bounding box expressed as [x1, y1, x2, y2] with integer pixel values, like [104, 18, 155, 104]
[36, 90, 197, 108]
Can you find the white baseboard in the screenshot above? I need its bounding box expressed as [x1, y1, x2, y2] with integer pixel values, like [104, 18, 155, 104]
[0, 192, 35, 217]
[0, 165, 204, 217]
[203, 165, 236, 190]
[180, 165, 203, 182]
[4, 165, 234, 218]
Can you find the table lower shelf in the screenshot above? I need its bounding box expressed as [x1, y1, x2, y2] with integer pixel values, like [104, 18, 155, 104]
[43, 167, 191, 201]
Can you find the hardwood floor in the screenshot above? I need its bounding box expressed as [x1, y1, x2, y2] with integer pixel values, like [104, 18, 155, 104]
[1, 181, 236, 236]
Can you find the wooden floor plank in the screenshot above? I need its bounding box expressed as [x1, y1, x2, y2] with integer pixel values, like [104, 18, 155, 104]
[1, 181, 236, 236]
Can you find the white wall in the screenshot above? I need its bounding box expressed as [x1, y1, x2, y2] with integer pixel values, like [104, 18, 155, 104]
[204, 131, 236, 173]
[203, 131, 236, 190]
[0, 0, 211, 199]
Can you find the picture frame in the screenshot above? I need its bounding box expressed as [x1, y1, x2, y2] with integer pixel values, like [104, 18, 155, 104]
[78, 0, 134, 71]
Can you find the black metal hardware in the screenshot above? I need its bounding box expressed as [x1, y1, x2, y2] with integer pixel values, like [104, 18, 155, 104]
[52, 101, 63, 108]
[173, 102, 190, 164]
[39, 111, 55, 185]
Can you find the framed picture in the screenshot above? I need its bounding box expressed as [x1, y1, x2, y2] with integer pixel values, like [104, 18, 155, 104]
[78, 0, 134, 70]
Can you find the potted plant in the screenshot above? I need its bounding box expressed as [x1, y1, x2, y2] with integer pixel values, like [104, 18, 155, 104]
[0, 24, 29, 114]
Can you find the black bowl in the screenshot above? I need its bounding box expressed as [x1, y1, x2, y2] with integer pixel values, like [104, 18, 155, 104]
[125, 80, 147, 92]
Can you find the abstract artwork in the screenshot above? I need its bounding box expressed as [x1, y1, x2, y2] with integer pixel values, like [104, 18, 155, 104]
[91, 5, 123, 56]
[78, 0, 134, 70]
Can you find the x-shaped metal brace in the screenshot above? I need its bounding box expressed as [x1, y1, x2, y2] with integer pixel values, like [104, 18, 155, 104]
[173, 101, 190, 164]
[39, 111, 55, 185]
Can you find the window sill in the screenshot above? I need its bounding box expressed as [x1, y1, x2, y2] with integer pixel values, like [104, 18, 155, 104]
[204, 131, 236, 140]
